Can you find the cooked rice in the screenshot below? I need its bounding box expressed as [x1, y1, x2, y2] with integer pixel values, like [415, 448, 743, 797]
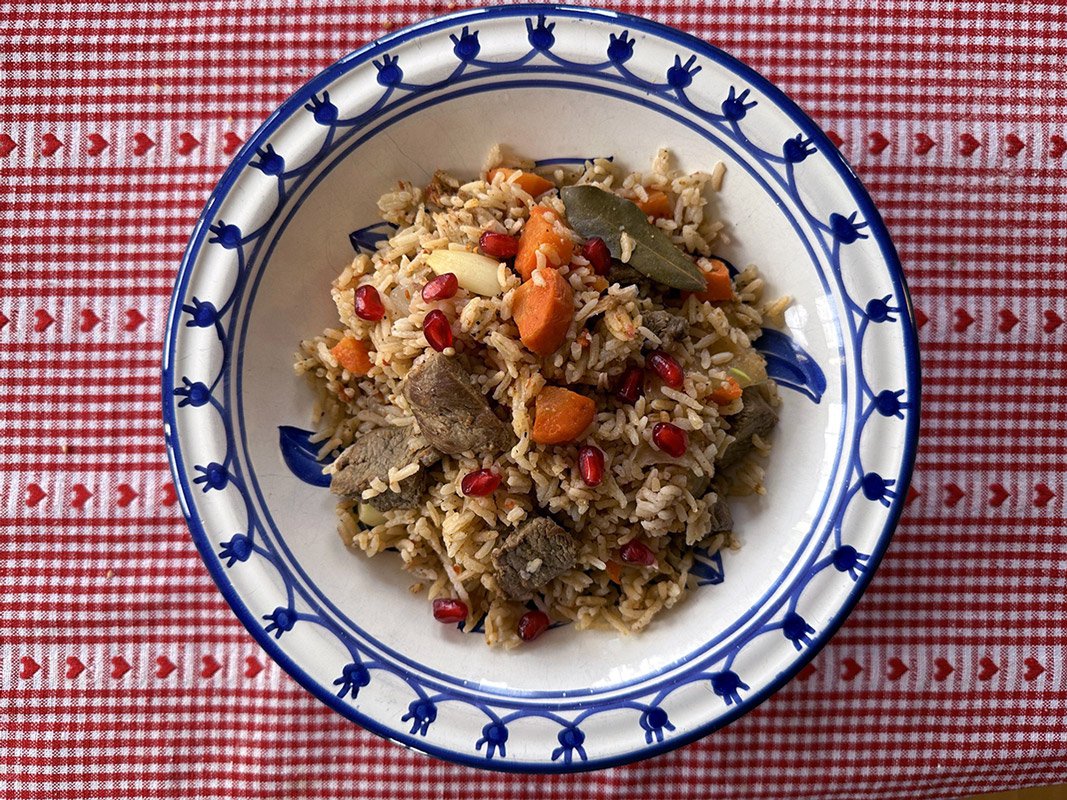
[295, 149, 782, 648]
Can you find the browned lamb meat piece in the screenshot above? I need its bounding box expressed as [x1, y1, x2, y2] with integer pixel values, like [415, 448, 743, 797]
[641, 309, 688, 348]
[716, 387, 778, 469]
[492, 517, 577, 601]
[330, 426, 437, 511]
[402, 352, 515, 455]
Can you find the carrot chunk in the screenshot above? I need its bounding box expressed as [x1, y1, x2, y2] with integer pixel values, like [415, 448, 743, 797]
[514, 206, 575, 281]
[605, 559, 622, 583]
[512, 267, 575, 356]
[635, 189, 673, 218]
[331, 337, 372, 375]
[532, 386, 596, 445]
[691, 258, 734, 302]
[708, 375, 743, 405]
[488, 167, 556, 197]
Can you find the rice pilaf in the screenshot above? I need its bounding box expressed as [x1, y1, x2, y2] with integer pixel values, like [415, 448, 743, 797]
[294, 149, 784, 648]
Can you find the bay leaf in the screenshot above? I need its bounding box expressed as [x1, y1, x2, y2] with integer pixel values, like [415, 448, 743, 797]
[560, 185, 706, 292]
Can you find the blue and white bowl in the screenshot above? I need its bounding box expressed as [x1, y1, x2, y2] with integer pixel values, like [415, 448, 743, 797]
[163, 4, 920, 772]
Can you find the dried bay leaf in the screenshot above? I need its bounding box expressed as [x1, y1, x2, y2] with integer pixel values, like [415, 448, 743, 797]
[560, 185, 705, 291]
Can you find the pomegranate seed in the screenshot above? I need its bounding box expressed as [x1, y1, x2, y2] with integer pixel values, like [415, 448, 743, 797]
[652, 422, 687, 457]
[647, 350, 684, 389]
[614, 365, 645, 404]
[461, 468, 501, 497]
[354, 285, 385, 321]
[432, 598, 468, 624]
[619, 539, 657, 566]
[479, 230, 519, 259]
[581, 237, 612, 275]
[578, 445, 605, 487]
[423, 309, 453, 351]
[517, 609, 551, 642]
[422, 272, 458, 302]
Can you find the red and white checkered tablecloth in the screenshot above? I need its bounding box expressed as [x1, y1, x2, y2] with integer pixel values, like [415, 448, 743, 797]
[3, 2, 1064, 798]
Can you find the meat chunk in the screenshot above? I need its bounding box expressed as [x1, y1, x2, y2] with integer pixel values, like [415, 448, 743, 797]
[492, 517, 577, 600]
[329, 426, 437, 511]
[707, 492, 734, 533]
[402, 352, 515, 455]
[641, 309, 688, 348]
[716, 387, 778, 469]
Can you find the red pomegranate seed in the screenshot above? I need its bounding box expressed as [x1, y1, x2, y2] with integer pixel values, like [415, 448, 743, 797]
[461, 468, 501, 497]
[614, 365, 645, 404]
[581, 237, 612, 275]
[422, 272, 459, 302]
[578, 445, 605, 487]
[619, 539, 657, 566]
[647, 350, 684, 389]
[432, 598, 468, 624]
[354, 285, 385, 321]
[652, 422, 687, 457]
[517, 609, 551, 641]
[423, 309, 453, 351]
[479, 230, 519, 259]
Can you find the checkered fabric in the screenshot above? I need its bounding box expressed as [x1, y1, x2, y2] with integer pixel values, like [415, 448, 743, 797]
[3, 2, 1065, 798]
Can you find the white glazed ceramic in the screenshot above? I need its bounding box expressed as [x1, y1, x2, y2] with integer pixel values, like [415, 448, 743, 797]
[163, 5, 919, 772]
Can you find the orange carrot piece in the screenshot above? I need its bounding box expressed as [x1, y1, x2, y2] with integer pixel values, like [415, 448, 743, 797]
[605, 559, 622, 583]
[512, 267, 575, 356]
[708, 375, 742, 405]
[331, 336, 373, 375]
[532, 386, 596, 445]
[514, 206, 575, 281]
[691, 258, 734, 302]
[635, 189, 673, 218]
[488, 167, 555, 197]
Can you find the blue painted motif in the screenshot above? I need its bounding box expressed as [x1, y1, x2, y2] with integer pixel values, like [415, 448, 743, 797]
[667, 54, 701, 89]
[165, 7, 917, 771]
[182, 297, 219, 328]
[607, 31, 635, 64]
[690, 547, 725, 586]
[526, 15, 555, 51]
[192, 462, 228, 492]
[860, 472, 896, 507]
[639, 707, 675, 743]
[334, 661, 372, 698]
[476, 720, 509, 759]
[305, 91, 340, 125]
[829, 211, 869, 244]
[781, 611, 815, 650]
[278, 426, 333, 488]
[252, 143, 285, 176]
[551, 725, 587, 764]
[450, 26, 480, 61]
[263, 606, 297, 638]
[709, 669, 750, 706]
[208, 221, 244, 249]
[874, 388, 908, 419]
[756, 327, 828, 403]
[783, 133, 816, 163]
[174, 377, 211, 408]
[349, 221, 397, 254]
[218, 534, 254, 567]
[402, 697, 438, 735]
[721, 86, 756, 120]
[374, 54, 404, 86]
[831, 545, 870, 579]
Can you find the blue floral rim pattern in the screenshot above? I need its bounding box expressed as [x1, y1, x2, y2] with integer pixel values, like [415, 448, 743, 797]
[162, 4, 920, 773]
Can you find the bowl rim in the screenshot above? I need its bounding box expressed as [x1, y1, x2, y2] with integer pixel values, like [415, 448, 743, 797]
[162, 2, 921, 773]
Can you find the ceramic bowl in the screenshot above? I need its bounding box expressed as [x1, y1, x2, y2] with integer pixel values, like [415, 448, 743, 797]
[163, 4, 919, 772]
